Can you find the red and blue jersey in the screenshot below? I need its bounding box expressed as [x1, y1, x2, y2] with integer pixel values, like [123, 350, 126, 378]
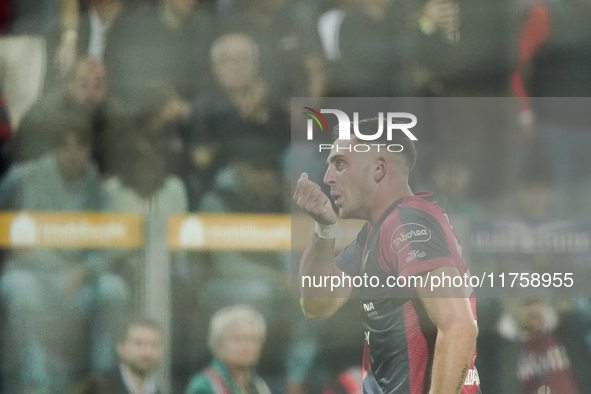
[335, 192, 480, 394]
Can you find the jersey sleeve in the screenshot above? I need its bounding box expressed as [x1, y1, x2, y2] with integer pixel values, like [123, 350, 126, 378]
[335, 223, 368, 276]
[383, 206, 456, 278]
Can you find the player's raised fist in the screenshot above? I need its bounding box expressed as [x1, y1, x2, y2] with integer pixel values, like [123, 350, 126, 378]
[293, 173, 338, 226]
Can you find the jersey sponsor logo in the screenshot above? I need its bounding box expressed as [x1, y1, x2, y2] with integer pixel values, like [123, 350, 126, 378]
[390, 223, 432, 254]
[363, 302, 378, 317]
[405, 249, 426, 262]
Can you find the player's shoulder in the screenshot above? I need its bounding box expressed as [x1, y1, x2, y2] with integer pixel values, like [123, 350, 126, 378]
[384, 192, 446, 226]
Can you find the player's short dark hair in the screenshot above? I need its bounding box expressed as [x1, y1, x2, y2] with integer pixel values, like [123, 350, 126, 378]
[332, 116, 417, 172]
[117, 316, 162, 344]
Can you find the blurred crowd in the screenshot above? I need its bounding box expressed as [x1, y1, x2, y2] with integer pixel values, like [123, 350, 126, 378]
[0, 0, 590, 393]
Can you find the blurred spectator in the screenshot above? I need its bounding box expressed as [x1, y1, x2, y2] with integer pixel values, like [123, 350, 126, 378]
[105, 137, 187, 218]
[11, 58, 129, 176]
[324, 0, 462, 96]
[433, 0, 515, 96]
[44, 0, 125, 91]
[108, 316, 164, 394]
[317, 0, 463, 96]
[317, 0, 354, 64]
[127, 83, 189, 178]
[412, 0, 463, 96]
[486, 299, 591, 394]
[69, 316, 164, 394]
[219, 0, 325, 100]
[103, 0, 211, 107]
[512, 0, 591, 215]
[78, 0, 124, 60]
[0, 0, 80, 128]
[49, 0, 124, 65]
[185, 305, 271, 394]
[188, 33, 289, 207]
[0, 114, 106, 210]
[319, 0, 406, 96]
[0, 115, 129, 393]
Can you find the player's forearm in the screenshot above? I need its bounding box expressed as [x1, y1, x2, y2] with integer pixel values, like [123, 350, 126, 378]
[429, 319, 478, 394]
[300, 231, 336, 278]
[299, 232, 346, 318]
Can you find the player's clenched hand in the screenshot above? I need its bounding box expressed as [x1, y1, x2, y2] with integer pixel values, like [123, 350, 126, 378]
[293, 173, 337, 226]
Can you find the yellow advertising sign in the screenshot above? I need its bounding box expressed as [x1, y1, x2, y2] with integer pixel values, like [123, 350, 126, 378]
[0, 211, 143, 249]
[170, 214, 364, 252]
[169, 214, 291, 251]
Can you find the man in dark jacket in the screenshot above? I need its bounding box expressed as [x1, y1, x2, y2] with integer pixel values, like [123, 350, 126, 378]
[80, 316, 164, 394]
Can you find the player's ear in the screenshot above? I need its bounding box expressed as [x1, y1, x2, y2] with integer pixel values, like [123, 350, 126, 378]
[374, 156, 387, 183]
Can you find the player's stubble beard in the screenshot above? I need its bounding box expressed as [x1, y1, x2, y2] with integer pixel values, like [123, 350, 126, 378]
[338, 163, 372, 221]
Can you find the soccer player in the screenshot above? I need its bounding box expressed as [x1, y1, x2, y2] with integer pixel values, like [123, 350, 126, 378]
[293, 117, 481, 394]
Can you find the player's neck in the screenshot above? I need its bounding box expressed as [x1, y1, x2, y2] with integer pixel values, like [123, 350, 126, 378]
[367, 182, 413, 227]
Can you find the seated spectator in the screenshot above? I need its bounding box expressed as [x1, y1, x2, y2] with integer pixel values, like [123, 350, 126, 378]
[105, 137, 188, 218]
[321, 0, 402, 96]
[103, 0, 211, 107]
[0, 114, 129, 393]
[69, 316, 164, 394]
[45, 0, 125, 90]
[185, 305, 271, 394]
[0, 0, 72, 128]
[0, 114, 106, 210]
[11, 58, 129, 176]
[412, 0, 463, 96]
[73, 0, 125, 61]
[219, 0, 325, 100]
[188, 33, 289, 207]
[127, 83, 190, 178]
[325, 0, 461, 96]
